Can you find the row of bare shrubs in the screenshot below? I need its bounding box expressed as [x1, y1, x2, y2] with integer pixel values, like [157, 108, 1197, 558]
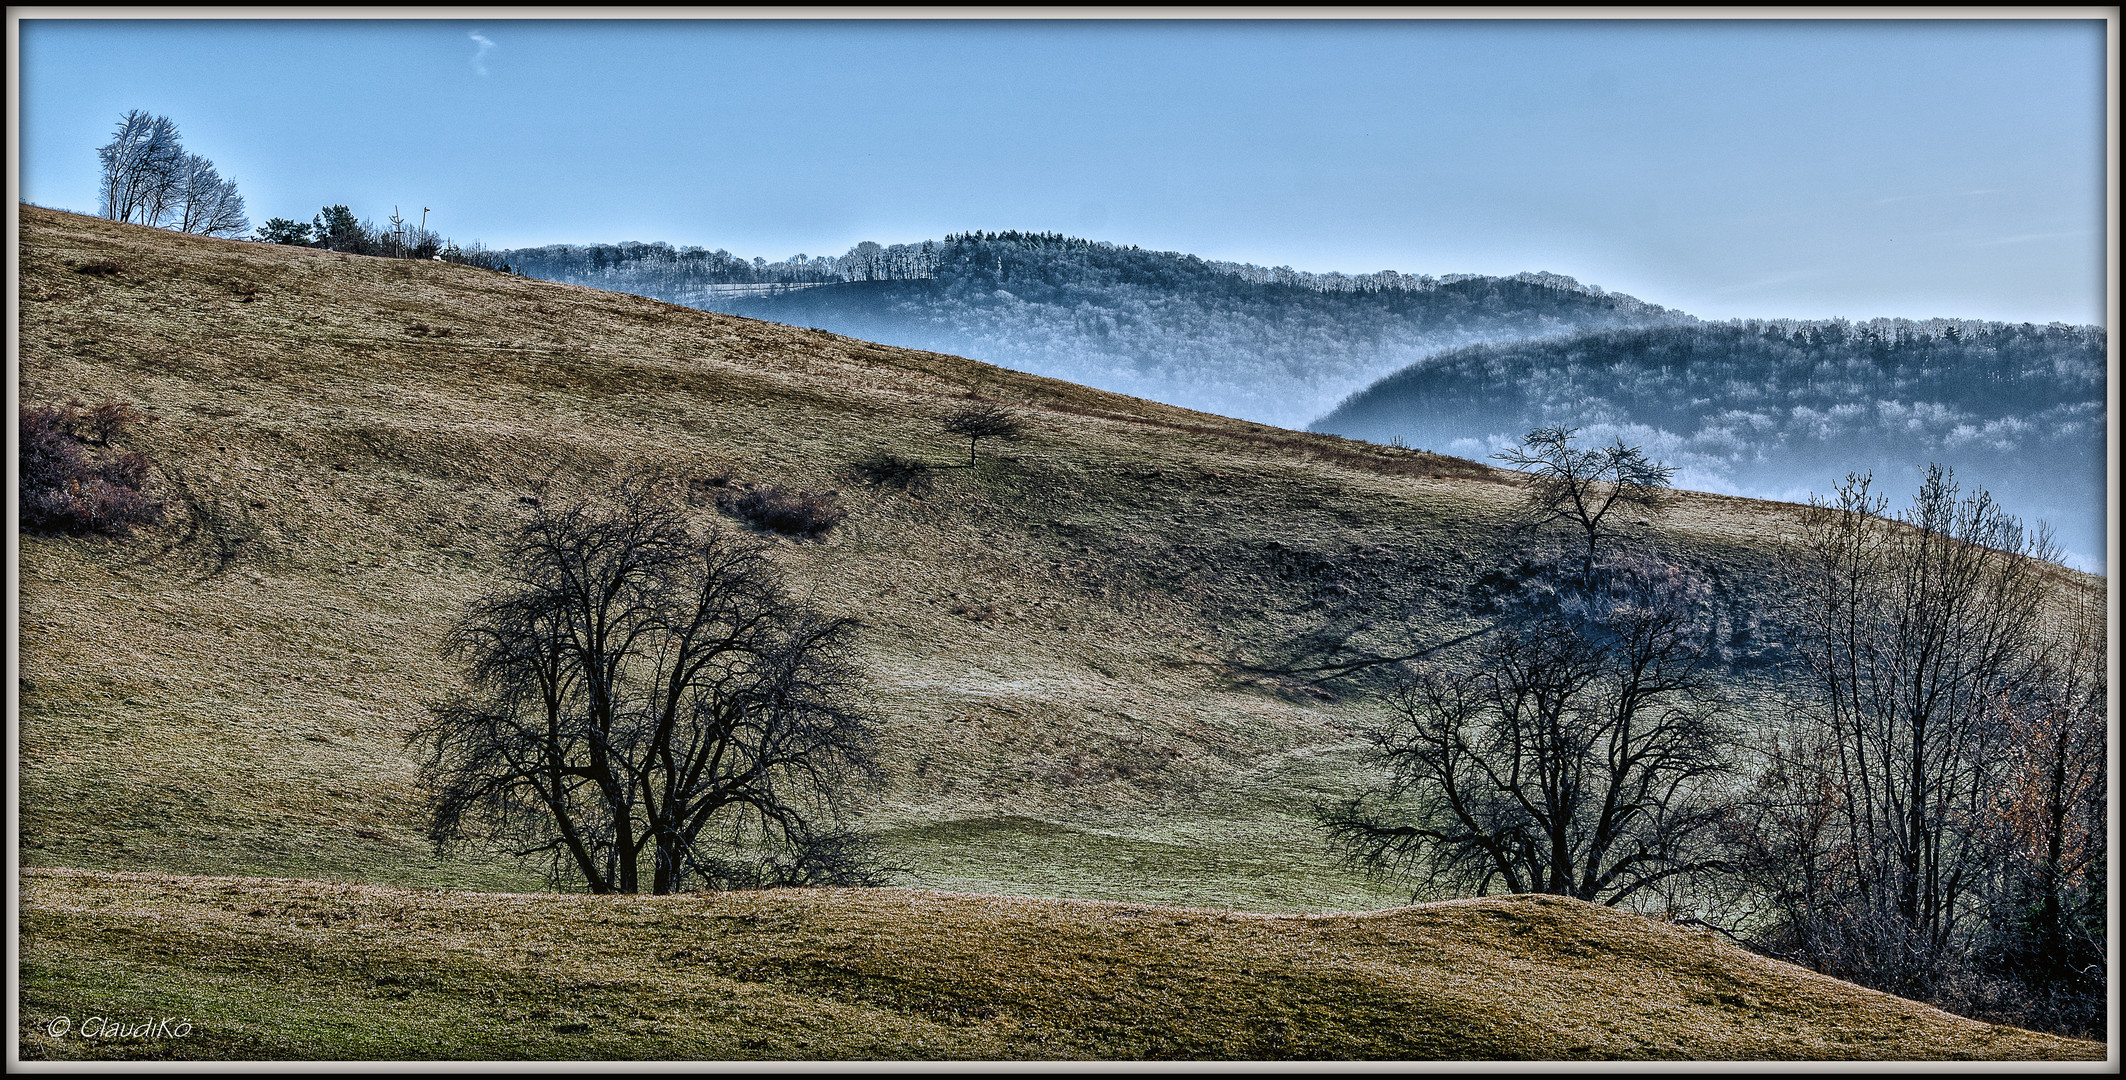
[19, 399, 163, 536]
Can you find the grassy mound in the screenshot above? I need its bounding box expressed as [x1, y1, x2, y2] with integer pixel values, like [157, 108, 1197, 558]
[18, 868, 2101, 1061]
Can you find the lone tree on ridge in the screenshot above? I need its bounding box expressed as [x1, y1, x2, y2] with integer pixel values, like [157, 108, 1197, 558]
[939, 402, 1025, 468]
[1494, 425, 1675, 578]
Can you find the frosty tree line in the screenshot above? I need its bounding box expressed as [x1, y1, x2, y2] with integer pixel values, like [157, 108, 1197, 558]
[96, 110, 249, 238]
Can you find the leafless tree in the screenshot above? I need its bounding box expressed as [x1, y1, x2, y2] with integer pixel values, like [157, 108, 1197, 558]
[1321, 551, 1734, 907]
[97, 110, 186, 226]
[1494, 426, 1675, 579]
[406, 225, 443, 259]
[1730, 466, 2064, 1000]
[172, 154, 249, 237]
[840, 240, 885, 281]
[1257, 430, 1675, 688]
[939, 402, 1025, 468]
[412, 473, 884, 894]
[1978, 581, 2107, 1033]
[96, 112, 247, 237]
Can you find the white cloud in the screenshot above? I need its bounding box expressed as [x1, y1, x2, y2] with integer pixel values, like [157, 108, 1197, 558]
[469, 32, 497, 76]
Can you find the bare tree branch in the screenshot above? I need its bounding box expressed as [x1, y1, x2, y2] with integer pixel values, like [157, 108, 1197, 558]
[939, 403, 1025, 468]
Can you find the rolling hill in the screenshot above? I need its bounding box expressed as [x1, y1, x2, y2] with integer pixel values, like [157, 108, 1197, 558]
[12, 205, 2104, 1062]
[19, 868, 2099, 1061]
[1311, 320, 2110, 572]
[499, 231, 1688, 428]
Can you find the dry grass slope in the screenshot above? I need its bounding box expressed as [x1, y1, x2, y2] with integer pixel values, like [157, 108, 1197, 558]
[14, 207, 2105, 1062]
[17, 204, 1606, 908]
[17, 868, 2102, 1061]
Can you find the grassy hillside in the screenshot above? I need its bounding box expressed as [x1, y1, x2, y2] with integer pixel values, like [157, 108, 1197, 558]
[17, 868, 2102, 1061]
[22, 203, 1766, 911]
[14, 206, 2101, 1061]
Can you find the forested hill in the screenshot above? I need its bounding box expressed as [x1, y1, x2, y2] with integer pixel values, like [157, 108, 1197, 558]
[1313, 319, 2110, 572]
[497, 231, 1688, 428]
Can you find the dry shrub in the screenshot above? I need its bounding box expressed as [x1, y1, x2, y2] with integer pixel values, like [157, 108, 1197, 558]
[850, 450, 933, 491]
[718, 483, 846, 540]
[76, 398, 147, 445]
[19, 400, 162, 536]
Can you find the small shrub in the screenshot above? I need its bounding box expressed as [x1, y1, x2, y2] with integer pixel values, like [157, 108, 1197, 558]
[80, 398, 147, 445]
[718, 484, 846, 540]
[686, 468, 748, 508]
[19, 401, 162, 536]
[851, 450, 933, 492]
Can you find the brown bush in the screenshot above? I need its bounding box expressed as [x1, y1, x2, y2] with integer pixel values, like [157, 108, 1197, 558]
[78, 397, 147, 445]
[19, 401, 162, 536]
[718, 484, 846, 540]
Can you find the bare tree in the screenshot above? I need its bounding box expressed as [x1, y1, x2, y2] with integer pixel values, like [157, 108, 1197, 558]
[97, 110, 186, 226]
[407, 225, 443, 260]
[171, 154, 217, 234]
[840, 240, 885, 281]
[412, 474, 884, 894]
[1321, 551, 1733, 907]
[1731, 466, 2063, 1001]
[939, 402, 1025, 468]
[1259, 429, 1676, 687]
[1975, 579, 2108, 1034]
[96, 112, 247, 237]
[172, 154, 249, 237]
[1494, 426, 1675, 579]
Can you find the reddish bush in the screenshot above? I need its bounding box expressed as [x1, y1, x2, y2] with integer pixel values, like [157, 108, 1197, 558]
[19, 401, 162, 536]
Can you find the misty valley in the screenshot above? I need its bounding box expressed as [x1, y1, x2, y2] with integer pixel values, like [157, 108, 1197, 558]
[493, 231, 2108, 573]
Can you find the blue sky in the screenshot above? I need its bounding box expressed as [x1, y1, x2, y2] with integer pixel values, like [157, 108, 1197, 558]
[13, 14, 2111, 325]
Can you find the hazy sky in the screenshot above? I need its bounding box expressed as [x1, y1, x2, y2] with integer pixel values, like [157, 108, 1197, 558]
[13, 14, 2111, 325]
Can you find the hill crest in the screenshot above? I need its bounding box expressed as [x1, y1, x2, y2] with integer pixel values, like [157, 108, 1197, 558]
[492, 228, 1688, 427]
